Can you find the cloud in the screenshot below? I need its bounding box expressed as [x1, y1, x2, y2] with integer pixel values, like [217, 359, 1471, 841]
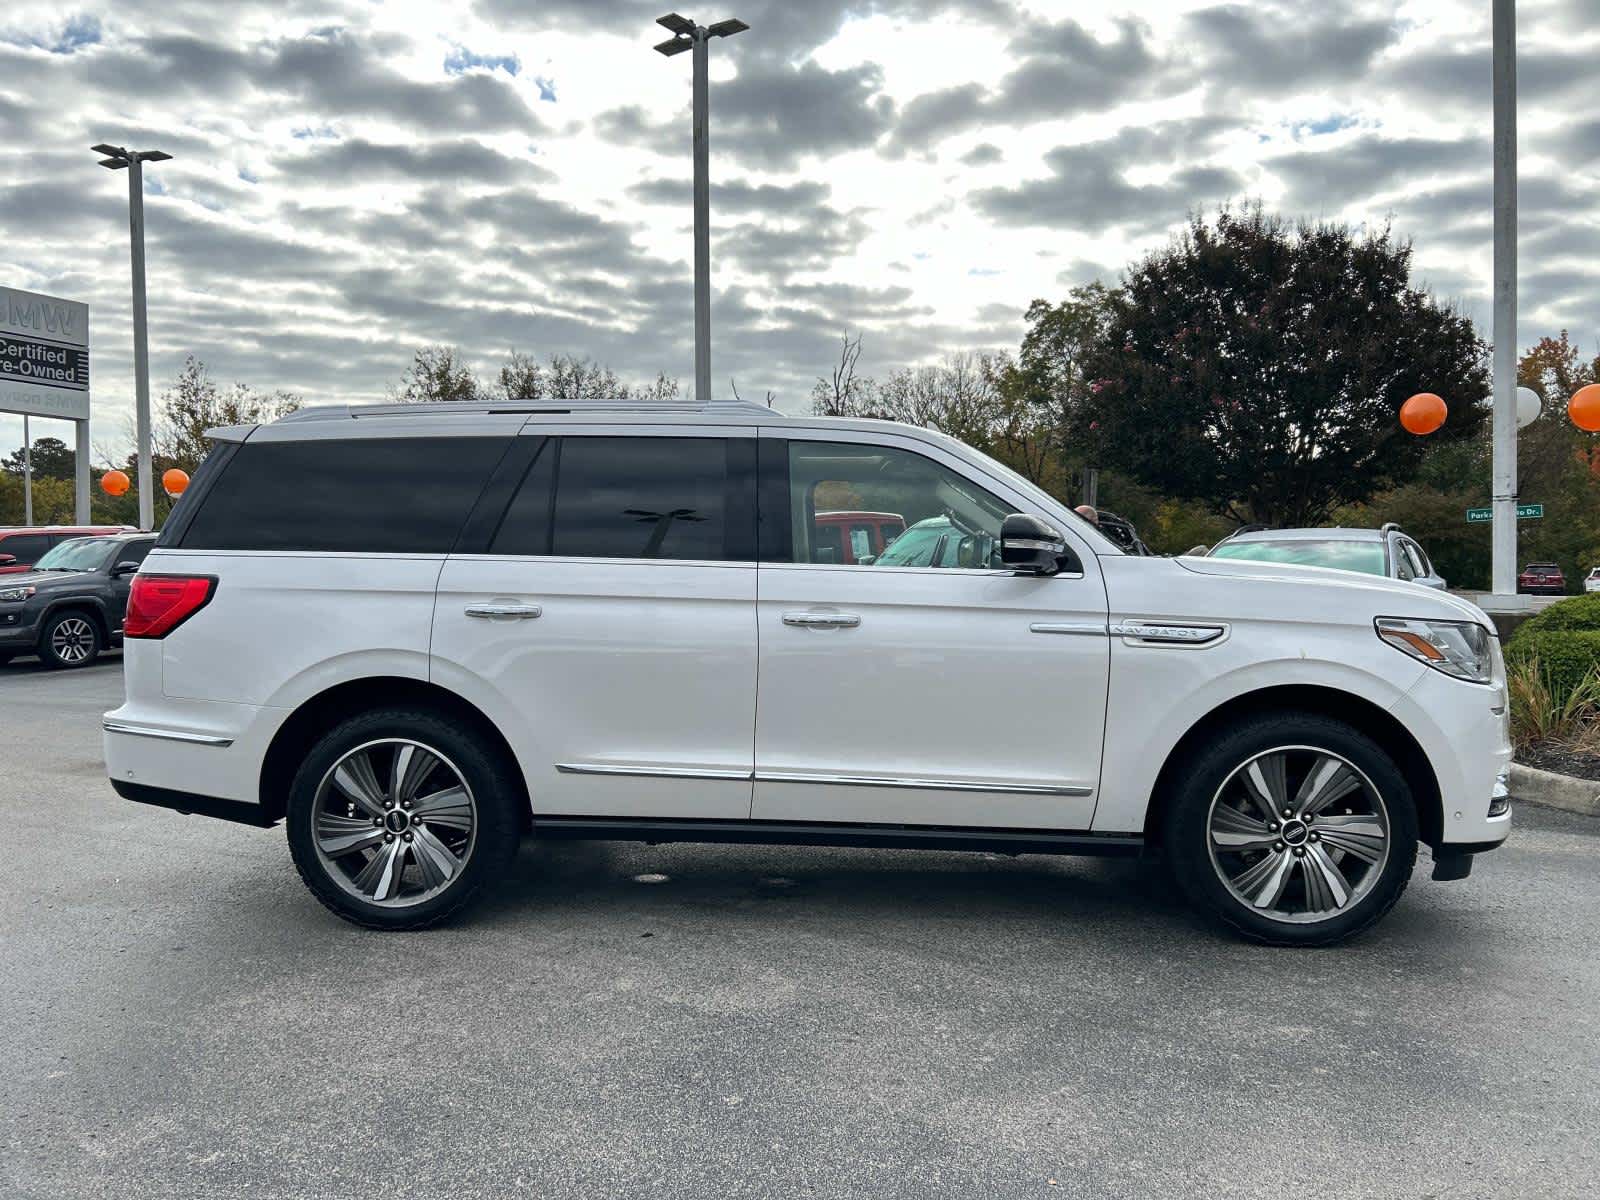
[1181, 4, 1395, 95]
[0, 13, 102, 54]
[1267, 134, 1487, 214]
[973, 121, 1244, 234]
[627, 177, 832, 216]
[272, 138, 553, 185]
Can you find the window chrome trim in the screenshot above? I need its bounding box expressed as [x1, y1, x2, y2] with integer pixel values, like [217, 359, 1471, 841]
[754, 769, 1093, 797]
[556, 762, 754, 782]
[102, 720, 234, 748]
[1030, 621, 1109, 637]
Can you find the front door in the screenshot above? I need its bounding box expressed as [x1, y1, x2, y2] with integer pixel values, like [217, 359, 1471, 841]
[752, 432, 1109, 831]
[432, 428, 759, 820]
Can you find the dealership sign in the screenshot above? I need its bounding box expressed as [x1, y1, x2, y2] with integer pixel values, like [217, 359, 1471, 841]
[0, 286, 90, 422]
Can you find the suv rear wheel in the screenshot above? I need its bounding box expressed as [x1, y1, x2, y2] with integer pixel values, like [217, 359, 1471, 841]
[39, 610, 102, 669]
[1165, 713, 1419, 946]
[286, 708, 522, 930]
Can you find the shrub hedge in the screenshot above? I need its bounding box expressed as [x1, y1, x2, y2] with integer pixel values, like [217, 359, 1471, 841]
[1504, 595, 1600, 702]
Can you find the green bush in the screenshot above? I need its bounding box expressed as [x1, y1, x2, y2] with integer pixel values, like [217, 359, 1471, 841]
[1505, 615, 1600, 704]
[1508, 593, 1600, 635]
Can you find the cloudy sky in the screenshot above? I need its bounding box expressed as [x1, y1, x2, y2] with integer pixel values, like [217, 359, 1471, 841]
[1, 0, 1596, 460]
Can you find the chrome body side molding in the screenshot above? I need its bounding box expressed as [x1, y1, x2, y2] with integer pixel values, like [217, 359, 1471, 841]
[102, 720, 234, 748]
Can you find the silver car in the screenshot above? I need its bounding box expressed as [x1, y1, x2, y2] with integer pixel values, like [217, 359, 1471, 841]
[1204, 523, 1447, 589]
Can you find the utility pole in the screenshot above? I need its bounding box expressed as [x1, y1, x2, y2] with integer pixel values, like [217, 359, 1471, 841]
[1490, 0, 1517, 597]
[654, 13, 748, 404]
[22, 415, 31, 526]
[92, 143, 171, 530]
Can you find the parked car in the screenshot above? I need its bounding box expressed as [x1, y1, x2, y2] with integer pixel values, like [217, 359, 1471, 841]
[1585, 568, 1600, 594]
[811, 510, 905, 565]
[105, 399, 1511, 946]
[0, 532, 157, 668]
[1518, 563, 1566, 596]
[1206, 523, 1446, 589]
[0, 525, 133, 574]
[872, 514, 996, 569]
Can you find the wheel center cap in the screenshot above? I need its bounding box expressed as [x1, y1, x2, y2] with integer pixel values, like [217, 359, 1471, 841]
[384, 809, 410, 834]
[1280, 818, 1309, 846]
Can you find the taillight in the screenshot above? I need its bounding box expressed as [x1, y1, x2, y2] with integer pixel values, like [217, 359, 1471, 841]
[124, 574, 217, 639]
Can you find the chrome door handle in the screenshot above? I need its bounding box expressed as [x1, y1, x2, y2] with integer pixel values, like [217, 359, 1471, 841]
[782, 611, 861, 629]
[464, 603, 542, 619]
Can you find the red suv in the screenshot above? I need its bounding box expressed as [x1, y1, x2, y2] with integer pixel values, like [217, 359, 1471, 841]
[0, 526, 134, 574]
[811, 510, 906, 565]
[1517, 562, 1566, 595]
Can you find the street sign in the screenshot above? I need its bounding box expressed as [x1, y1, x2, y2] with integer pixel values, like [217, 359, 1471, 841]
[1466, 504, 1542, 523]
[0, 286, 90, 422]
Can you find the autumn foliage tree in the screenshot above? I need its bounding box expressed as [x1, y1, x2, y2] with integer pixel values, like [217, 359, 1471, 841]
[1074, 209, 1490, 526]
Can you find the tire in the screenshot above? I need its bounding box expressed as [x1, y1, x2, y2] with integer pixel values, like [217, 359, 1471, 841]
[286, 707, 522, 930]
[38, 610, 102, 669]
[1164, 712, 1419, 947]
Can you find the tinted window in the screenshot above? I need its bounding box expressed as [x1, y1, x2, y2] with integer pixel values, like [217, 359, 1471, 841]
[493, 436, 755, 561]
[1, 534, 49, 562]
[117, 540, 155, 568]
[181, 436, 508, 553]
[787, 441, 1012, 569]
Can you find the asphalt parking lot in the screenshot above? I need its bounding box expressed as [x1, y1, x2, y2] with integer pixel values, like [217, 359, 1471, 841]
[3, 660, 1598, 1199]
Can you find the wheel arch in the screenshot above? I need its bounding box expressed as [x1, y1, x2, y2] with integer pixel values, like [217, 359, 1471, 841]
[1142, 684, 1443, 850]
[41, 597, 113, 643]
[257, 676, 529, 827]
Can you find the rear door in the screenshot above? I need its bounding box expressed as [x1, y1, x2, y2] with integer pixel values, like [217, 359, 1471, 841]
[751, 430, 1110, 831]
[432, 425, 759, 820]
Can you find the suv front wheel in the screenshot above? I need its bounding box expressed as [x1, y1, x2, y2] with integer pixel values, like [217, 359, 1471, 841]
[286, 708, 522, 930]
[39, 610, 102, 669]
[1165, 713, 1419, 946]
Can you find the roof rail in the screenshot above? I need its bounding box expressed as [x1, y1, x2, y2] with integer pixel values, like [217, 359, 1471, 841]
[275, 398, 780, 423]
[1216, 523, 1270, 542]
[1379, 521, 1402, 534]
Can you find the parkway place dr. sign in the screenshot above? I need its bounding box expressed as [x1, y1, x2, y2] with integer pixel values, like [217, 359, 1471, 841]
[0, 286, 90, 422]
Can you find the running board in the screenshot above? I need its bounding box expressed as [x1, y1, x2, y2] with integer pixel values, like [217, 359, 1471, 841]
[531, 816, 1142, 857]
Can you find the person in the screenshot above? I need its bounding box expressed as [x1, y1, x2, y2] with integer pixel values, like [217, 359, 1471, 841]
[1074, 503, 1099, 526]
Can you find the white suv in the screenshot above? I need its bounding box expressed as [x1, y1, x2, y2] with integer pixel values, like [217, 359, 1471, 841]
[104, 400, 1512, 944]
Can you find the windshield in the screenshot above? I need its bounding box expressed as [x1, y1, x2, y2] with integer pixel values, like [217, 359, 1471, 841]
[33, 537, 118, 572]
[1209, 538, 1387, 576]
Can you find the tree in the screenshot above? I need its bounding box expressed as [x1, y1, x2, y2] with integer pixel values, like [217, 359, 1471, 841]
[1, 436, 75, 481]
[810, 333, 877, 417]
[495, 350, 678, 402]
[1076, 208, 1491, 526]
[393, 345, 480, 403]
[155, 355, 301, 472]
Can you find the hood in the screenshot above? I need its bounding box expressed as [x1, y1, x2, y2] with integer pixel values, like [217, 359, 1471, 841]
[1174, 555, 1493, 628]
[0, 569, 96, 592]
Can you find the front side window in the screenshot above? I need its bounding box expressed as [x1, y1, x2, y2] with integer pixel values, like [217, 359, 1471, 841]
[181, 436, 509, 554]
[492, 436, 756, 562]
[786, 441, 1012, 569]
[115, 540, 155, 569]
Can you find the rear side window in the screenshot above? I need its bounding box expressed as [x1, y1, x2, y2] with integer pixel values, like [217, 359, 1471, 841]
[0, 534, 49, 562]
[491, 436, 756, 561]
[180, 436, 508, 553]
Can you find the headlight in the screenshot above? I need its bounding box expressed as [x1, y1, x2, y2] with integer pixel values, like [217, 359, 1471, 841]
[0, 585, 34, 602]
[1375, 617, 1494, 684]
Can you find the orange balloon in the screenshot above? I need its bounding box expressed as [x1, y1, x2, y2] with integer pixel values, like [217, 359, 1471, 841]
[1570, 383, 1600, 433]
[1400, 392, 1447, 435]
[162, 468, 190, 496]
[100, 469, 130, 497]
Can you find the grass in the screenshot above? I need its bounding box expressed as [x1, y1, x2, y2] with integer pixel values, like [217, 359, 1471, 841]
[1507, 654, 1600, 752]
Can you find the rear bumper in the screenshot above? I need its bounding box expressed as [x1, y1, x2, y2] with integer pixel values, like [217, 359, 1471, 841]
[112, 779, 280, 827]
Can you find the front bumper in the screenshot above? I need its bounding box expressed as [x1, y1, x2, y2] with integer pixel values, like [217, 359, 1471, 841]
[0, 609, 41, 648]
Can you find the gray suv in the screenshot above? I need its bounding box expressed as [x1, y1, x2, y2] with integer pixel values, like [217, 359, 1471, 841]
[1205, 523, 1446, 589]
[0, 533, 156, 668]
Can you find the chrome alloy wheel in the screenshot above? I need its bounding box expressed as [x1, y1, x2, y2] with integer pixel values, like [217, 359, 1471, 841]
[1205, 746, 1391, 925]
[50, 617, 96, 664]
[311, 739, 478, 908]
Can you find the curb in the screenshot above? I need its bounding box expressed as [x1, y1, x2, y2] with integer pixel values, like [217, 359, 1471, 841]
[1510, 763, 1600, 817]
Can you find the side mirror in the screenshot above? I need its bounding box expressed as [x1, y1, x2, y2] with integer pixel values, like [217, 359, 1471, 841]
[113, 561, 141, 576]
[1000, 513, 1068, 576]
[0, 554, 14, 567]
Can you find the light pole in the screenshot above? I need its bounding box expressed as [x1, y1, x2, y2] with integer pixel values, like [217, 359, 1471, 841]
[654, 12, 747, 405]
[92, 143, 171, 531]
[1490, 0, 1517, 597]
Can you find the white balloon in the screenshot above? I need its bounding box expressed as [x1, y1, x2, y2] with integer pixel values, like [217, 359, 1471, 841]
[1517, 386, 1543, 428]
